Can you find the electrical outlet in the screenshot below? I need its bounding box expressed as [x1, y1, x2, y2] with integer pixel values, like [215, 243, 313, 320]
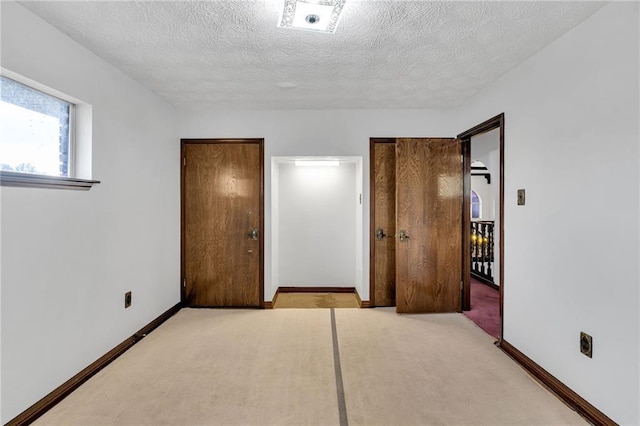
[580, 332, 592, 358]
[125, 291, 132, 308]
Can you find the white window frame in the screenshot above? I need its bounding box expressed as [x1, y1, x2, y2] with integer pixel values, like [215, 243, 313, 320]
[471, 190, 482, 219]
[0, 70, 98, 190]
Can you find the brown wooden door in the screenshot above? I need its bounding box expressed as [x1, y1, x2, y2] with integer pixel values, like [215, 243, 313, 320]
[395, 138, 462, 313]
[182, 139, 263, 307]
[371, 140, 396, 306]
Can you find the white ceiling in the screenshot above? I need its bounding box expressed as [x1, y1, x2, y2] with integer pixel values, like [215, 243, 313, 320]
[20, 1, 605, 110]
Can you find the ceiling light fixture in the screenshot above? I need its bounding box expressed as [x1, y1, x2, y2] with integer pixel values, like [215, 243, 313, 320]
[294, 160, 340, 167]
[278, 0, 347, 34]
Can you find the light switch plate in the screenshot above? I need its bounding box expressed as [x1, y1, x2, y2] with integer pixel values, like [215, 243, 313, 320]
[517, 189, 526, 205]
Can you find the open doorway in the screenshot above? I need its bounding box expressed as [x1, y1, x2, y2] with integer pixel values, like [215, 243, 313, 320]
[458, 114, 504, 340]
[271, 156, 364, 308]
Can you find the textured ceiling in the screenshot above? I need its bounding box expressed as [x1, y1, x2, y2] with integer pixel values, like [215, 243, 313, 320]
[19, 1, 605, 110]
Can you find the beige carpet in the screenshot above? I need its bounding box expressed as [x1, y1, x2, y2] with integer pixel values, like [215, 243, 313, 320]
[35, 309, 338, 425]
[336, 308, 585, 425]
[274, 292, 360, 309]
[34, 308, 586, 426]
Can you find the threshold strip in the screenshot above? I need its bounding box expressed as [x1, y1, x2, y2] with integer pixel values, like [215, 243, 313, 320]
[330, 308, 349, 426]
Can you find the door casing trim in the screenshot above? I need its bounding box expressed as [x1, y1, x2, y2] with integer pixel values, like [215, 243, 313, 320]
[457, 113, 505, 339]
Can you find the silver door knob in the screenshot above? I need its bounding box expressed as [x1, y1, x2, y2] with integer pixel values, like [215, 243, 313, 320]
[375, 228, 387, 240]
[248, 228, 258, 240]
[397, 230, 410, 241]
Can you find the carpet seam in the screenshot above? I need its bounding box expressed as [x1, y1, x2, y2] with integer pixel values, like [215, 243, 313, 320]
[330, 308, 349, 426]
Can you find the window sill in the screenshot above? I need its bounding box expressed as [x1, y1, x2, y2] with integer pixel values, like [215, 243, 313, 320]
[0, 171, 100, 190]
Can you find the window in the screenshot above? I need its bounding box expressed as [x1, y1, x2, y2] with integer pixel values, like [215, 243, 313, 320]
[0, 75, 98, 189]
[471, 190, 481, 219]
[1, 76, 72, 176]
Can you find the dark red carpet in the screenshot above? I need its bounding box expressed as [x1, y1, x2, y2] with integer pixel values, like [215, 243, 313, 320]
[463, 278, 500, 339]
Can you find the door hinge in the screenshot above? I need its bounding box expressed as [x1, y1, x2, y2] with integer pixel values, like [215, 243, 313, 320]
[461, 280, 464, 290]
[183, 157, 186, 166]
[183, 278, 186, 288]
[460, 154, 464, 164]
[359, 193, 362, 204]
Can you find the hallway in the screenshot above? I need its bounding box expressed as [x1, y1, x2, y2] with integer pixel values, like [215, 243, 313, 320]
[463, 278, 500, 339]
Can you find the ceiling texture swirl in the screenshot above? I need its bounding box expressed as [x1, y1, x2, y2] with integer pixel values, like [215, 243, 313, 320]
[19, 1, 605, 110]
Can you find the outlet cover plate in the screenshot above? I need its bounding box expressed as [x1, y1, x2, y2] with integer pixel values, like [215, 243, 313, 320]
[580, 332, 592, 358]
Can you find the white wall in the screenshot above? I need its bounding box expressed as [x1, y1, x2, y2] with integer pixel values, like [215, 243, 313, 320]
[354, 157, 364, 292]
[271, 160, 281, 290]
[179, 109, 461, 300]
[487, 149, 501, 286]
[471, 128, 501, 286]
[0, 2, 180, 422]
[472, 128, 500, 221]
[277, 162, 357, 287]
[471, 128, 500, 157]
[457, 3, 639, 424]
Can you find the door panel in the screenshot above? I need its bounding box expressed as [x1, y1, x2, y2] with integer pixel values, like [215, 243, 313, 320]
[396, 138, 462, 313]
[373, 142, 396, 306]
[183, 141, 262, 307]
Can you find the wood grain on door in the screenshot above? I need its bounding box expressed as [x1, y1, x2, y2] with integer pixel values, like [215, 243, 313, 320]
[373, 141, 396, 306]
[395, 138, 462, 313]
[183, 141, 262, 307]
